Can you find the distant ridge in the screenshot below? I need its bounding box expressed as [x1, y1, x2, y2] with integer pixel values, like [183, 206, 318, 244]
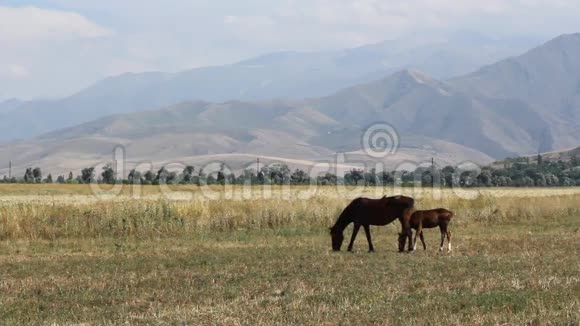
[1, 33, 579, 176]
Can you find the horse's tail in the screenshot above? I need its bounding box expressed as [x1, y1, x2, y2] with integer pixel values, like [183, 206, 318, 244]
[406, 197, 415, 209]
[444, 209, 454, 221]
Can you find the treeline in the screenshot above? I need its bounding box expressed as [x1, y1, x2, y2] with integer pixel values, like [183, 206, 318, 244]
[2, 154, 580, 187]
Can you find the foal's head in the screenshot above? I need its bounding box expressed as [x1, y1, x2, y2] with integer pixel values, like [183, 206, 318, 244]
[329, 227, 344, 251]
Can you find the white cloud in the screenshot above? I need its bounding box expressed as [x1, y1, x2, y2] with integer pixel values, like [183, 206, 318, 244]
[0, 6, 111, 44]
[222, 0, 580, 49]
[2, 0, 580, 100]
[0, 64, 30, 80]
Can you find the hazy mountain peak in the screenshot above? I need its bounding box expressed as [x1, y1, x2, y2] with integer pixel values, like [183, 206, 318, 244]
[385, 69, 451, 95]
[449, 32, 580, 152]
[398, 69, 434, 85]
[521, 32, 580, 59]
[545, 32, 580, 45]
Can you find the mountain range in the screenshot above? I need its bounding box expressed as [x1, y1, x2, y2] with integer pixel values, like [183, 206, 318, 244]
[1, 33, 579, 176]
[0, 31, 537, 141]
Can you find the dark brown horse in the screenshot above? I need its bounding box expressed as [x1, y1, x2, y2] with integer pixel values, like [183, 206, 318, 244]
[329, 195, 415, 252]
[398, 208, 454, 252]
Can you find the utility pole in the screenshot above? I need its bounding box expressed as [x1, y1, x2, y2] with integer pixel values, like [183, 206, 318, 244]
[8, 161, 11, 179]
[256, 158, 260, 175]
[431, 157, 435, 188]
[114, 158, 118, 180]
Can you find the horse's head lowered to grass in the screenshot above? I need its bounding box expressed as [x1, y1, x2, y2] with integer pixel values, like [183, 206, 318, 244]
[329, 226, 345, 251]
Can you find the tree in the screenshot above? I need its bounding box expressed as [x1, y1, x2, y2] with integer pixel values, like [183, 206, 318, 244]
[261, 163, 290, 185]
[238, 169, 256, 184]
[400, 171, 415, 185]
[256, 170, 265, 184]
[181, 166, 195, 184]
[32, 167, 42, 183]
[56, 175, 65, 184]
[197, 168, 206, 184]
[364, 168, 378, 186]
[344, 169, 364, 186]
[317, 173, 337, 185]
[380, 171, 394, 185]
[545, 173, 559, 186]
[23, 168, 34, 183]
[571, 155, 578, 167]
[534, 173, 547, 187]
[67, 171, 74, 183]
[216, 170, 225, 185]
[44, 174, 53, 183]
[143, 170, 155, 184]
[156, 167, 169, 184]
[520, 176, 535, 187]
[493, 176, 511, 187]
[101, 164, 116, 184]
[457, 170, 477, 187]
[216, 163, 226, 185]
[226, 173, 236, 185]
[80, 167, 95, 184]
[290, 169, 309, 185]
[561, 177, 574, 186]
[421, 172, 433, 187]
[128, 169, 142, 184]
[477, 169, 493, 187]
[206, 174, 216, 185]
[441, 166, 455, 187]
[166, 171, 178, 184]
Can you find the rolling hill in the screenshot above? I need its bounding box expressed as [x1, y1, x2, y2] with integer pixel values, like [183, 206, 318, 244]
[0, 86, 496, 176]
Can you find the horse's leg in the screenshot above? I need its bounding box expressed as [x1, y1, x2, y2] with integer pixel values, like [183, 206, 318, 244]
[446, 229, 452, 252]
[439, 225, 446, 251]
[405, 229, 412, 252]
[402, 209, 414, 252]
[420, 231, 426, 250]
[347, 223, 361, 252]
[397, 222, 406, 253]
[362, 224, 374, 252]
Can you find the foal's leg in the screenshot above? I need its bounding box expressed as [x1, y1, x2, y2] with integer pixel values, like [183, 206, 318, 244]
[362, 224, 374, 252]
[419, 231, 427, 250]
[413, 223, 423, 251]
[446, 230, 452, 252]
[347, 223, 361, 252]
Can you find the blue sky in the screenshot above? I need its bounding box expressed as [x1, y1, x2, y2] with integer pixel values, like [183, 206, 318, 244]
[2, 0, 580, 100]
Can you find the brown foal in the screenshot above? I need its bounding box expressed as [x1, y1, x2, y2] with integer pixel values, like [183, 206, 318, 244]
[399, 208, 454, 252]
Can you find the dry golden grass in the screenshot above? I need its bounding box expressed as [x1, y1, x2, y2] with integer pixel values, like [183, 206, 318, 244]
[0, 184, 578, 325]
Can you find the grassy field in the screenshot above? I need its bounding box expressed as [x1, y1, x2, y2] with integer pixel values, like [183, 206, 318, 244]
[0, 184, 579, 325]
